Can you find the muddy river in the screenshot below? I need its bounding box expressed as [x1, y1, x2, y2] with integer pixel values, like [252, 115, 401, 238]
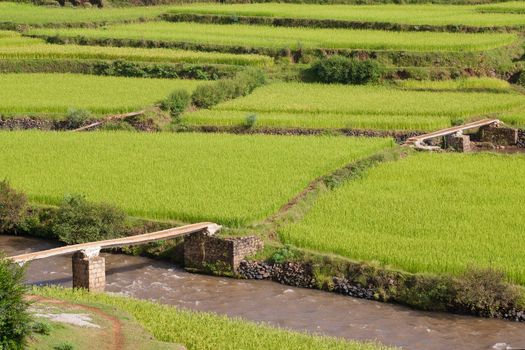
[2, 235, 524, 350]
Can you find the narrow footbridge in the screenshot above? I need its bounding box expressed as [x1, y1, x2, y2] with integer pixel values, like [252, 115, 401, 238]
[405, 118, 501, 150]
[8, 222, 221, 291]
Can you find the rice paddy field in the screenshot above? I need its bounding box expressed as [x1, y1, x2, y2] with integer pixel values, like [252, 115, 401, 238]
[280, 153, 525, 285]
[183, 82, 525, 130]
[0, 131, 392, 226]
[0, 2, 171, 25]
[0, 33, 271, 66]
[28, 22, 519, 52]
[168, 3, 525, 27]
[0, 73, 205, 117]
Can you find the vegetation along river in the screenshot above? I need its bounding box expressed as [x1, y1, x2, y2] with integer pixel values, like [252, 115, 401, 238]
[2, 235, 524, 350]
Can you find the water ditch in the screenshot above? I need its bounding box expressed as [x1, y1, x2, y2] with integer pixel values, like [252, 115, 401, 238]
[2, 235, 524, 350]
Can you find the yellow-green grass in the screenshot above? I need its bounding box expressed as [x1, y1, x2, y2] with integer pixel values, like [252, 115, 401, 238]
[28, 22, 518, 52]
[0, 131, 393, 226]
[0, 2, 171, 25]
[33, 287, 394, 350]
[394, 77, 512, 93]
[0, 30, 41, 47]
[183, 110, 453, 132]
[169, 3, 525, 27]
[0, 32, 271, 66]
[0, 73, 205, 117]
[280, 153, 525, 285]
[186, 82, 525, 131]
[478, 1, 525, 14]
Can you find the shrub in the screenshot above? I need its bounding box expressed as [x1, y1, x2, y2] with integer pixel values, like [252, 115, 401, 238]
[64, 108, 91, 129]
[54, 343, 74, 350]
[310, 56, 382, 85]
[0, 180, 28, 234]
[30, 321, 52, 335]
[244, 114, 257, 129]
[160, 89, 191, 118]
[453, 266, 520, 317]
[0, 254, 31, 350]
[52, 195, 127, 244]
[192, 68, 266, 109]
[192, 84, 225, 109]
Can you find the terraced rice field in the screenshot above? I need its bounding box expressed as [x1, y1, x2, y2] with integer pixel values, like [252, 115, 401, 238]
[0, 2, 171, 25]
[0, 33, 271, 66]
[168, 3, 525, 27]
[0, 131, 392, 226]
[280, 153, 525, 285]
[183, 82, 525, 131]
[28, 22, 518, 52]
[0, 73, 205, 117]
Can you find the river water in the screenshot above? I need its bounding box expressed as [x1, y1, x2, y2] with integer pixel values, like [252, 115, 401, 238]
[2, 235, 524, 350]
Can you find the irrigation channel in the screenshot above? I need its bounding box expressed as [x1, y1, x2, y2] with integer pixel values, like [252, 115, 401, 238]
[2, 235, 525, 350]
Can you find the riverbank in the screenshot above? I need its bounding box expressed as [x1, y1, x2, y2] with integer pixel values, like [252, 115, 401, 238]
[4, 234, 525, 350]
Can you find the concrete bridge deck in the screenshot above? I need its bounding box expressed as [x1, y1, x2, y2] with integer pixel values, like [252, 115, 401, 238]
[8, 222, 221, 264]
[405, 118, 501, 150]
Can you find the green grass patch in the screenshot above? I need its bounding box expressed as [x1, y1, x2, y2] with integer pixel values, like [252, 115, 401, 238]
[32, 287, 393, 350]
[169, 3, 525, 27]
[394, 77, 512, 93]
[0, 33, 271, 66]
[0, 73, 205, 117]
[0, 131, 392, 226]
[184, 82, 525, 131]
[280, 153, 525, 285]
[478, 1, 525, 14]
[28, 21, 518, 52]
[0, 2, 172, 25]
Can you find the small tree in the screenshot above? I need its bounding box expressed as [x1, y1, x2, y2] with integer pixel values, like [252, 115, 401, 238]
[311, 56, 382, 85]
[0, 180, 28, 234]
[0, 254, 30, 350]
[52, 195, 127, 244]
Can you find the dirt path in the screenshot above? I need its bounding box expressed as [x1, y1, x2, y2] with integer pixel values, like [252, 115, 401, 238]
[27, 295, 124, 350]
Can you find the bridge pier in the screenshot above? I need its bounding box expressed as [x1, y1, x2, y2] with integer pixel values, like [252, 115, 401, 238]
[72, 248, 105, 292]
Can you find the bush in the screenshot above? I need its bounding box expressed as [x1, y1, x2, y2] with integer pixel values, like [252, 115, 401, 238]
[310, 56, 382, 84]
[52, 195, 127, 244]
[54, 343, 74, 350]
[244, 114, 257, 129]
[192, 68, 266, 109]
[64, 109, 91, 129]
[160, 89, 191, 118]
[0, 180, 28, 234]
[453, 267, 520, 317]
[30, 321, 52, 335]
[0, 254, 31, 350]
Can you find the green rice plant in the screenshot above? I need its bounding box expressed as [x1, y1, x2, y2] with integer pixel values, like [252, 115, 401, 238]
[0, 131, 392, 226]
[280, 153, 525, 285]
[183, 110, 453, 131]
[169, 3, 525, 27]
[0, 2, 172, 25]
[34, 287, 394, 350]
[187, 82, 525, 131]
[477, 1, 525, 14]
[28, 22, 518, 52]
[0, 73, 205, 117]
[0, 33, 271, 66]
[394, 77, 511, 93]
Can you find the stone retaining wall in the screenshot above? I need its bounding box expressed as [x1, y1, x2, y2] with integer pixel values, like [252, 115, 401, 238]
[184, 231, 263, 275]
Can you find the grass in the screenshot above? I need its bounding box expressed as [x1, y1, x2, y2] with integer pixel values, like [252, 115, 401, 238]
[0, 131, 392, 226]
[28, 22, 518, 52]
[478, 1, 525, 14]
[279, 152, 525, 285]
[29, 298, 182, 350]
[0, 33, 272, 66]
[184, 82, 525, 131]
[394, 77, 512, 93]
[0, 73, 205, 117]
[169, 3, 525, 27]
[32, 287, 394, 350]
[0, 2, 172, 25]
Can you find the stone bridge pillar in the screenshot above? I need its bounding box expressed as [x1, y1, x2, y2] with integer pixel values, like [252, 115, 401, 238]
[72, 248, 105, 292]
